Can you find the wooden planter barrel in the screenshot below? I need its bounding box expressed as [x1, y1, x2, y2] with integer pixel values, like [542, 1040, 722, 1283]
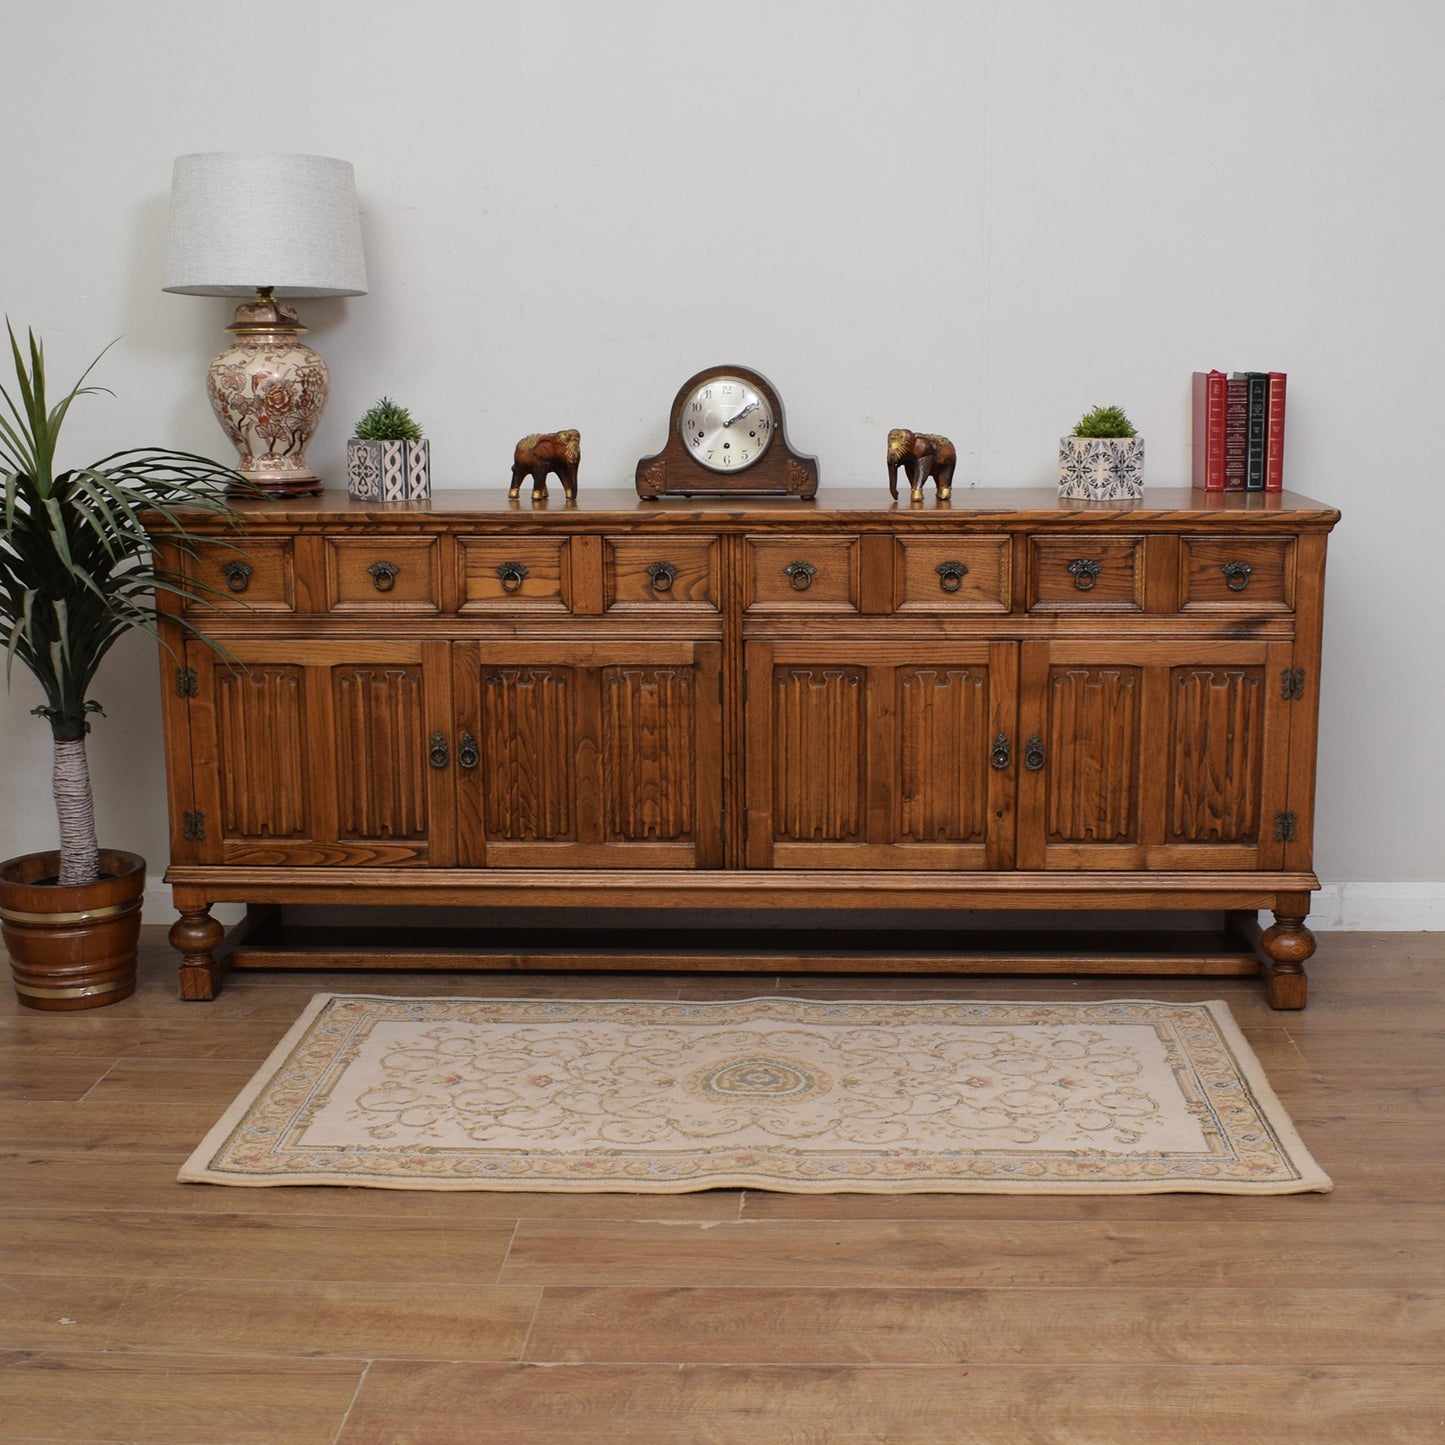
[0, 849, 145, 1010]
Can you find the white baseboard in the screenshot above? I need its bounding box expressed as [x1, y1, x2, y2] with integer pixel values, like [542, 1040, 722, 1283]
[1304, 882, 1445, 932]
[142, 883, 1445, 934]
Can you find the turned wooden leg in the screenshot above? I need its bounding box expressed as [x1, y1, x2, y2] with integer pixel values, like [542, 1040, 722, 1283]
[170, 907, 227, 1001]
[1259, 909, 1315, 1010]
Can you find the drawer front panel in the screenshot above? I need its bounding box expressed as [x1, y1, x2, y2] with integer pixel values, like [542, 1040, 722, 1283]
[1030, 535, 1143, 611]
[1180, 535, 1296, 610]
[459, 537, 569, 612]
[747, 536, 858, 610]
[326, 537, 440, 611]
[897, 536, 1011, 612]
[606, 536, 718, 610]
[184, 539, 295, 613]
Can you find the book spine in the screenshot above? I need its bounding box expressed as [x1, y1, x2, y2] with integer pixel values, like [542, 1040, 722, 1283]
[1191, 370, 1228, 491]
[1224, 376, 1248, 490]
[1265, 371, 1287, 492]
[1235, 371, 1268, 491]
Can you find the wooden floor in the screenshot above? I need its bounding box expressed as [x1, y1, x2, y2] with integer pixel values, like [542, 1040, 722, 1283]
[1, 929, 1442, 1444]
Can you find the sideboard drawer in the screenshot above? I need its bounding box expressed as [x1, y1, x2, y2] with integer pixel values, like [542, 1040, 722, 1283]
[1180, 535, 1296, 611]
[183, 538, 295, 613]
[606, 536, 718, 610]
[326, 537, 440, 612]
[1029, 535, 1144, 611]
[747, 535, 858, 610]
[458, 536, 569, 612]
[896, 535, 1011, 612]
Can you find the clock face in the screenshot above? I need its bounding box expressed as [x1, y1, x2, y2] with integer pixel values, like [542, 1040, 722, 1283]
[678, 374, 776, 472]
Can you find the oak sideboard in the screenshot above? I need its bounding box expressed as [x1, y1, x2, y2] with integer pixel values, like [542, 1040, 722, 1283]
[151, 487, 1338, 1006]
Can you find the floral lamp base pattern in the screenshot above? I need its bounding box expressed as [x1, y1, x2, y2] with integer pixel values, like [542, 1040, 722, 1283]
[1058, 436, 1144, 501]
[347, 439, 431, 501]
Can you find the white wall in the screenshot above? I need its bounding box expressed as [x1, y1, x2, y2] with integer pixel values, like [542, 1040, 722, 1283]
[2, 0, 1441, 917]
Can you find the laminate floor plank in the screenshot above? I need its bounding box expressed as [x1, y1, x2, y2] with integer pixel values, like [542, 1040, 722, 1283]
[523, 1284, 1445, 1365]
[334, 1361, 1443, 1445]
[0, 1211, 518, 1286]
[0, 1350, 362, 1445]
[501, 1216, 1444, 1289]
[0, 1055, 119, 1103]
[108, 1278, 541, 1361]
[0, 1275, 132, 1351]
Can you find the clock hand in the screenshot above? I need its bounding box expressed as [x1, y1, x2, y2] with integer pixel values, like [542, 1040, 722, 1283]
[723, 400, 759, 427]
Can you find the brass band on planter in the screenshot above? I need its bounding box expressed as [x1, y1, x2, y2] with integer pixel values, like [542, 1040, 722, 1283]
[0, 899, 140, 927]
[12, 979, 124, 1000]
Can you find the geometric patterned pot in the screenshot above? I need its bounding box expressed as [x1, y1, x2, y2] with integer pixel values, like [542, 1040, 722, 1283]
[1058, 435, 1144, 501]
[346, 439, 431, 501]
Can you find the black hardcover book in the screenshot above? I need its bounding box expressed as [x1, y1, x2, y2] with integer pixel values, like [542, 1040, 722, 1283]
[1233, 371, 1269, 491]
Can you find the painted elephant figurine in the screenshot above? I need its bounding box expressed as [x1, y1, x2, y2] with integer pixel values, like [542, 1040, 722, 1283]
[510, 429, 580, 500]
[887, 429, 956, 502]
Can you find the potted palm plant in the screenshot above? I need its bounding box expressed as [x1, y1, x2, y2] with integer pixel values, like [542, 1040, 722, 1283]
[0, 324, 242, 1009]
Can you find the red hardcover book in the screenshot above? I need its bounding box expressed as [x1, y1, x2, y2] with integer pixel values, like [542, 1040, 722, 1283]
[1265, 371, 1287, 491]
[1191, 370, 1227, 491]
[1224, 375, 1248, 490]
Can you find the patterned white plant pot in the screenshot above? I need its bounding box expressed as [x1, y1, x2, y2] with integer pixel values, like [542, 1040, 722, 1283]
[1058, 436, 1144, 501]
[347, 439, 431, 501]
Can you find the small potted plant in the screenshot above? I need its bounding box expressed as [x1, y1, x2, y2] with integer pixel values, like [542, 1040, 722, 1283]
[1058, 404, 1144, 501]
[0, 325, 242, 1008]
[347, 397, 429, 501]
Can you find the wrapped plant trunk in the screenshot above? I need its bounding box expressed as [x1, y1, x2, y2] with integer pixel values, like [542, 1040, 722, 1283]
[51, 734, 99, 886]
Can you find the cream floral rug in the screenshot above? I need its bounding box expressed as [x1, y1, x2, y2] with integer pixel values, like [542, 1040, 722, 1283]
[179, 995, 1331, 1194]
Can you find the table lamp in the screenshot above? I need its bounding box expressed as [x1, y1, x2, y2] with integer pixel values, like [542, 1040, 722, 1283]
[163, 151, 367, 497]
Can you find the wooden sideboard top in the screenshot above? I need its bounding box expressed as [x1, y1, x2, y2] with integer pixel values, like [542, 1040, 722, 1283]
[159, 486, 1340, 534]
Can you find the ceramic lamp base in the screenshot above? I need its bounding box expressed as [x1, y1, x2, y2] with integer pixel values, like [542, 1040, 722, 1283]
[207, 296, 329, 498]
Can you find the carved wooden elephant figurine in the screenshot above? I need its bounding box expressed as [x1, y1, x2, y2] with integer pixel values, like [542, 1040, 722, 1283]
[510, 429, 580, 500]
[887, 429, 956, 502]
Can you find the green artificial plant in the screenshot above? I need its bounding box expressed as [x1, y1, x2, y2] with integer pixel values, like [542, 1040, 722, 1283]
[1071, 405, 1138, 438]
[354, 397, 423, 442]
[0, 324, 243, 887]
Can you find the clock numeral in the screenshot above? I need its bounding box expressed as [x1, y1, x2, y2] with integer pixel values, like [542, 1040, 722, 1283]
[740, 451, 749, 462]
[692, 435, 702, 448]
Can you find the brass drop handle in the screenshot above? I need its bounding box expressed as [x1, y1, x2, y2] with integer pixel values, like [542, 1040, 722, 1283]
[496, 561, 529, 594]
[990, 733, 1011, 770]
[368, 561, 400, 592]
[458, 731, 479, 770]
[648, 561, 678, 593]
[1024, 734, 1046, 771]
[1221, 560, 1254, 591]
[221, 560, 253, 594]
[1068, 558, 1101, 591]
[784, 560, 817, 592]
[936, 560, 969, 594]
[429, 732, 449, 769]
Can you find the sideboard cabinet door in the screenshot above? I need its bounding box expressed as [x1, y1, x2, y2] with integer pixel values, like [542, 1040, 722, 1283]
[452, 640, 724, 869]
[1015, 638, 1296, 871]
[744, 640, 1017, 870]
[183, 639, 457, 867]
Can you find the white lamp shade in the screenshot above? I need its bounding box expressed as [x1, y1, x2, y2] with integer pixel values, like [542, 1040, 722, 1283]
[163, 151, 367, 299]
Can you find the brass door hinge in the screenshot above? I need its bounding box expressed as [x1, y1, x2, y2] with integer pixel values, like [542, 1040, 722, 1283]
[1281, 667, 1306, 701]
[182, 809, 206, 842]
[176, 665, 199, 699]
[1273, 811, 1298, 843]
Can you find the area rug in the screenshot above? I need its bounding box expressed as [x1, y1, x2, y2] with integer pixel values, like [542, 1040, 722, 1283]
[179, 995, 1331, 1194]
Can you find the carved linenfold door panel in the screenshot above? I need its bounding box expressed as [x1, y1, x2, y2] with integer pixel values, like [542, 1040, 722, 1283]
[1016, 639, 1293, 871]
[183, 640, 455, 867]
[745, 641, 1016, 869]
[453, 640, 723, 869]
